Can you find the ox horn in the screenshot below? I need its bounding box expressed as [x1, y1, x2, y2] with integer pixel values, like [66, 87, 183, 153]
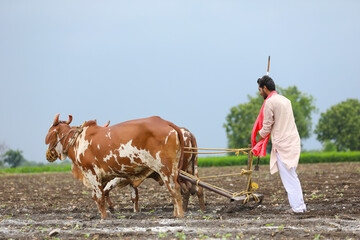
[65, 115, 73, 125]
[53, 113, 60, 126]
[103, 120, 110, 127]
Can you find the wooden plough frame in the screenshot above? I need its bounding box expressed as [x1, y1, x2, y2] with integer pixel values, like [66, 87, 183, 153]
[179, 145, 263, 204]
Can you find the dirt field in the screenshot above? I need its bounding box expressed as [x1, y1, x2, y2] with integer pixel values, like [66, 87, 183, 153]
[0, 162, 359, 240]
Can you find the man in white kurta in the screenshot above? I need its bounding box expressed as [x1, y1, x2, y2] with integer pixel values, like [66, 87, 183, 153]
[257, 75, 306, 213]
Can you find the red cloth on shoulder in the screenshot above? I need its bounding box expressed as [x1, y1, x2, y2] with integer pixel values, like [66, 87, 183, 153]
[251, 91, 277, 157]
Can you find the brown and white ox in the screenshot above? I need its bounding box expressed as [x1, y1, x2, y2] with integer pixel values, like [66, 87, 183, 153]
[45, 114, 185, 218]
[99, 127, 205, 212]
[71, 125, 205, 213]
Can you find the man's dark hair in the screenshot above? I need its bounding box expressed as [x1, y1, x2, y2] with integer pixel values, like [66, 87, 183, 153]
[257, 75, 276, 91]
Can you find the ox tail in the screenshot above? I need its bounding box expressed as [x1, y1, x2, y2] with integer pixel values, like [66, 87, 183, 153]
[166, 121, 185, 173]
[189, 132, 198, 176]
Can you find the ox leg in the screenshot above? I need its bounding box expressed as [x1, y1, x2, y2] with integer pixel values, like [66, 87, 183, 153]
[129, 184, 140, 212]
[103, 178, 121, 213]
[103, 178, 132, 213]
[181, 180, 193, 212]
[196, 186, 206, 212]
[193, 166, 206, 212]
[160, 173, 184, 218]
[182, 165, 205, 212]
[182, 178, 205, 212]
[105, 192, 115, 213]
[83, 171, 107, 219]
[182, 190, 191, 212]
[92, 187, 107, 219]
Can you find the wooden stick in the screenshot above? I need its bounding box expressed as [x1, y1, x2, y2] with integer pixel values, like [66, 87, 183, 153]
[267, 56, 270, 75]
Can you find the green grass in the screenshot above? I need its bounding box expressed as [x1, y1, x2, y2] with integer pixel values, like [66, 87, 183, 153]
[197, 151, 360, 167]
[0, 165, 71, 174]
[198, 155, 253, 167]
[0, 151, 359, 174]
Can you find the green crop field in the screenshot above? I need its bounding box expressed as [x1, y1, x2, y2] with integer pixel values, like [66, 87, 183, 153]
[197, 151, 360, 167]
[0, 165, 71, 174]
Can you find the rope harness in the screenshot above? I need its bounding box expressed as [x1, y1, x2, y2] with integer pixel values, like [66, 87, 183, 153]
[184, 147, 249, 156]
[46, 124, 84, 161]
[182, 146, 260, 204]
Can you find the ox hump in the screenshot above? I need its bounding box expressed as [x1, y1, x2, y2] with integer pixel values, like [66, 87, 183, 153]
[83, 120, 97, 127]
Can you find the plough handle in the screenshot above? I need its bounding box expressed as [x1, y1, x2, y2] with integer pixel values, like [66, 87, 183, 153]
[255, 156, 260, 171]
[179, 173, 263, 203]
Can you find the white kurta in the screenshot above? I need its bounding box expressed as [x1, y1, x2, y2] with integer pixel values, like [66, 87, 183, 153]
[259, 93, 301, 174]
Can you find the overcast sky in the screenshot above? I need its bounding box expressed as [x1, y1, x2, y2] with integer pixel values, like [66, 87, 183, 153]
[0, 1, 359, 163]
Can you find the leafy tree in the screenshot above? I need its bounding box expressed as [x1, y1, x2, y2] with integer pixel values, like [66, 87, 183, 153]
[0, 142, 8, 168]
[322, 140, 337, 152]
[315, 98, 360, 151]
[281, 86, 317, 140]
[2, 149, 26, 168]
[224, 86, 317, 151]
[224, 94, 263, 150]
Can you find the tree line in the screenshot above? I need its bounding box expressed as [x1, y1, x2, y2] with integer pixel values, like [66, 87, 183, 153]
[0, 143, 42, 168]
[0, 143, 72, 168]
[223, 86, 360, 152]
[0, 144, 27, 168]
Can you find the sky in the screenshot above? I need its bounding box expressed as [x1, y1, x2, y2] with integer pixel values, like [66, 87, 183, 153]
[0, 1, 359, 163]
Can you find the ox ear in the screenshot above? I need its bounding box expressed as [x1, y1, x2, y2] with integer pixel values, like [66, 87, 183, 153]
[53, 113, 60, 126]
[65, 115, 73, 125]
[45, 130, 56, 145]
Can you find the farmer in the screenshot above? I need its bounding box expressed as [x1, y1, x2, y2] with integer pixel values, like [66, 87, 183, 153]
[251, 75, 307, 213]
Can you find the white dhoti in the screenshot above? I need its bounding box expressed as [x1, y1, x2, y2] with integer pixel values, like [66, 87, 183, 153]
[276, 152, 306, 213]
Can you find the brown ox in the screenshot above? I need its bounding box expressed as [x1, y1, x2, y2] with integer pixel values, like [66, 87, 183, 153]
[45, 114, 185, 218]
[71, 127, 205, 213]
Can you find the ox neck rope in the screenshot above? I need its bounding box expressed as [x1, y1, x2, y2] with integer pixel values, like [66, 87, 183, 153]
[50, 124, 84, 155]
[64, 125, 83, 155]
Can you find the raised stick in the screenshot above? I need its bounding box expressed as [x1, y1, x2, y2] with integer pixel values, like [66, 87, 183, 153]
[266, 56, 270, 75]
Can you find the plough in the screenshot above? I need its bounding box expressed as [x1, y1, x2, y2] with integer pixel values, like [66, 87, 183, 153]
[179, 145, 264, 205]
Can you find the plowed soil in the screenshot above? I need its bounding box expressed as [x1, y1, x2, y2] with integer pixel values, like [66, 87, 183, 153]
[1, 162, 359, 240]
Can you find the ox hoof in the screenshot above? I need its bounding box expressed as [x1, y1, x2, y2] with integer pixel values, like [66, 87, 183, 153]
[108, 207, 116, 213]
[106, 211, 113, 218]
